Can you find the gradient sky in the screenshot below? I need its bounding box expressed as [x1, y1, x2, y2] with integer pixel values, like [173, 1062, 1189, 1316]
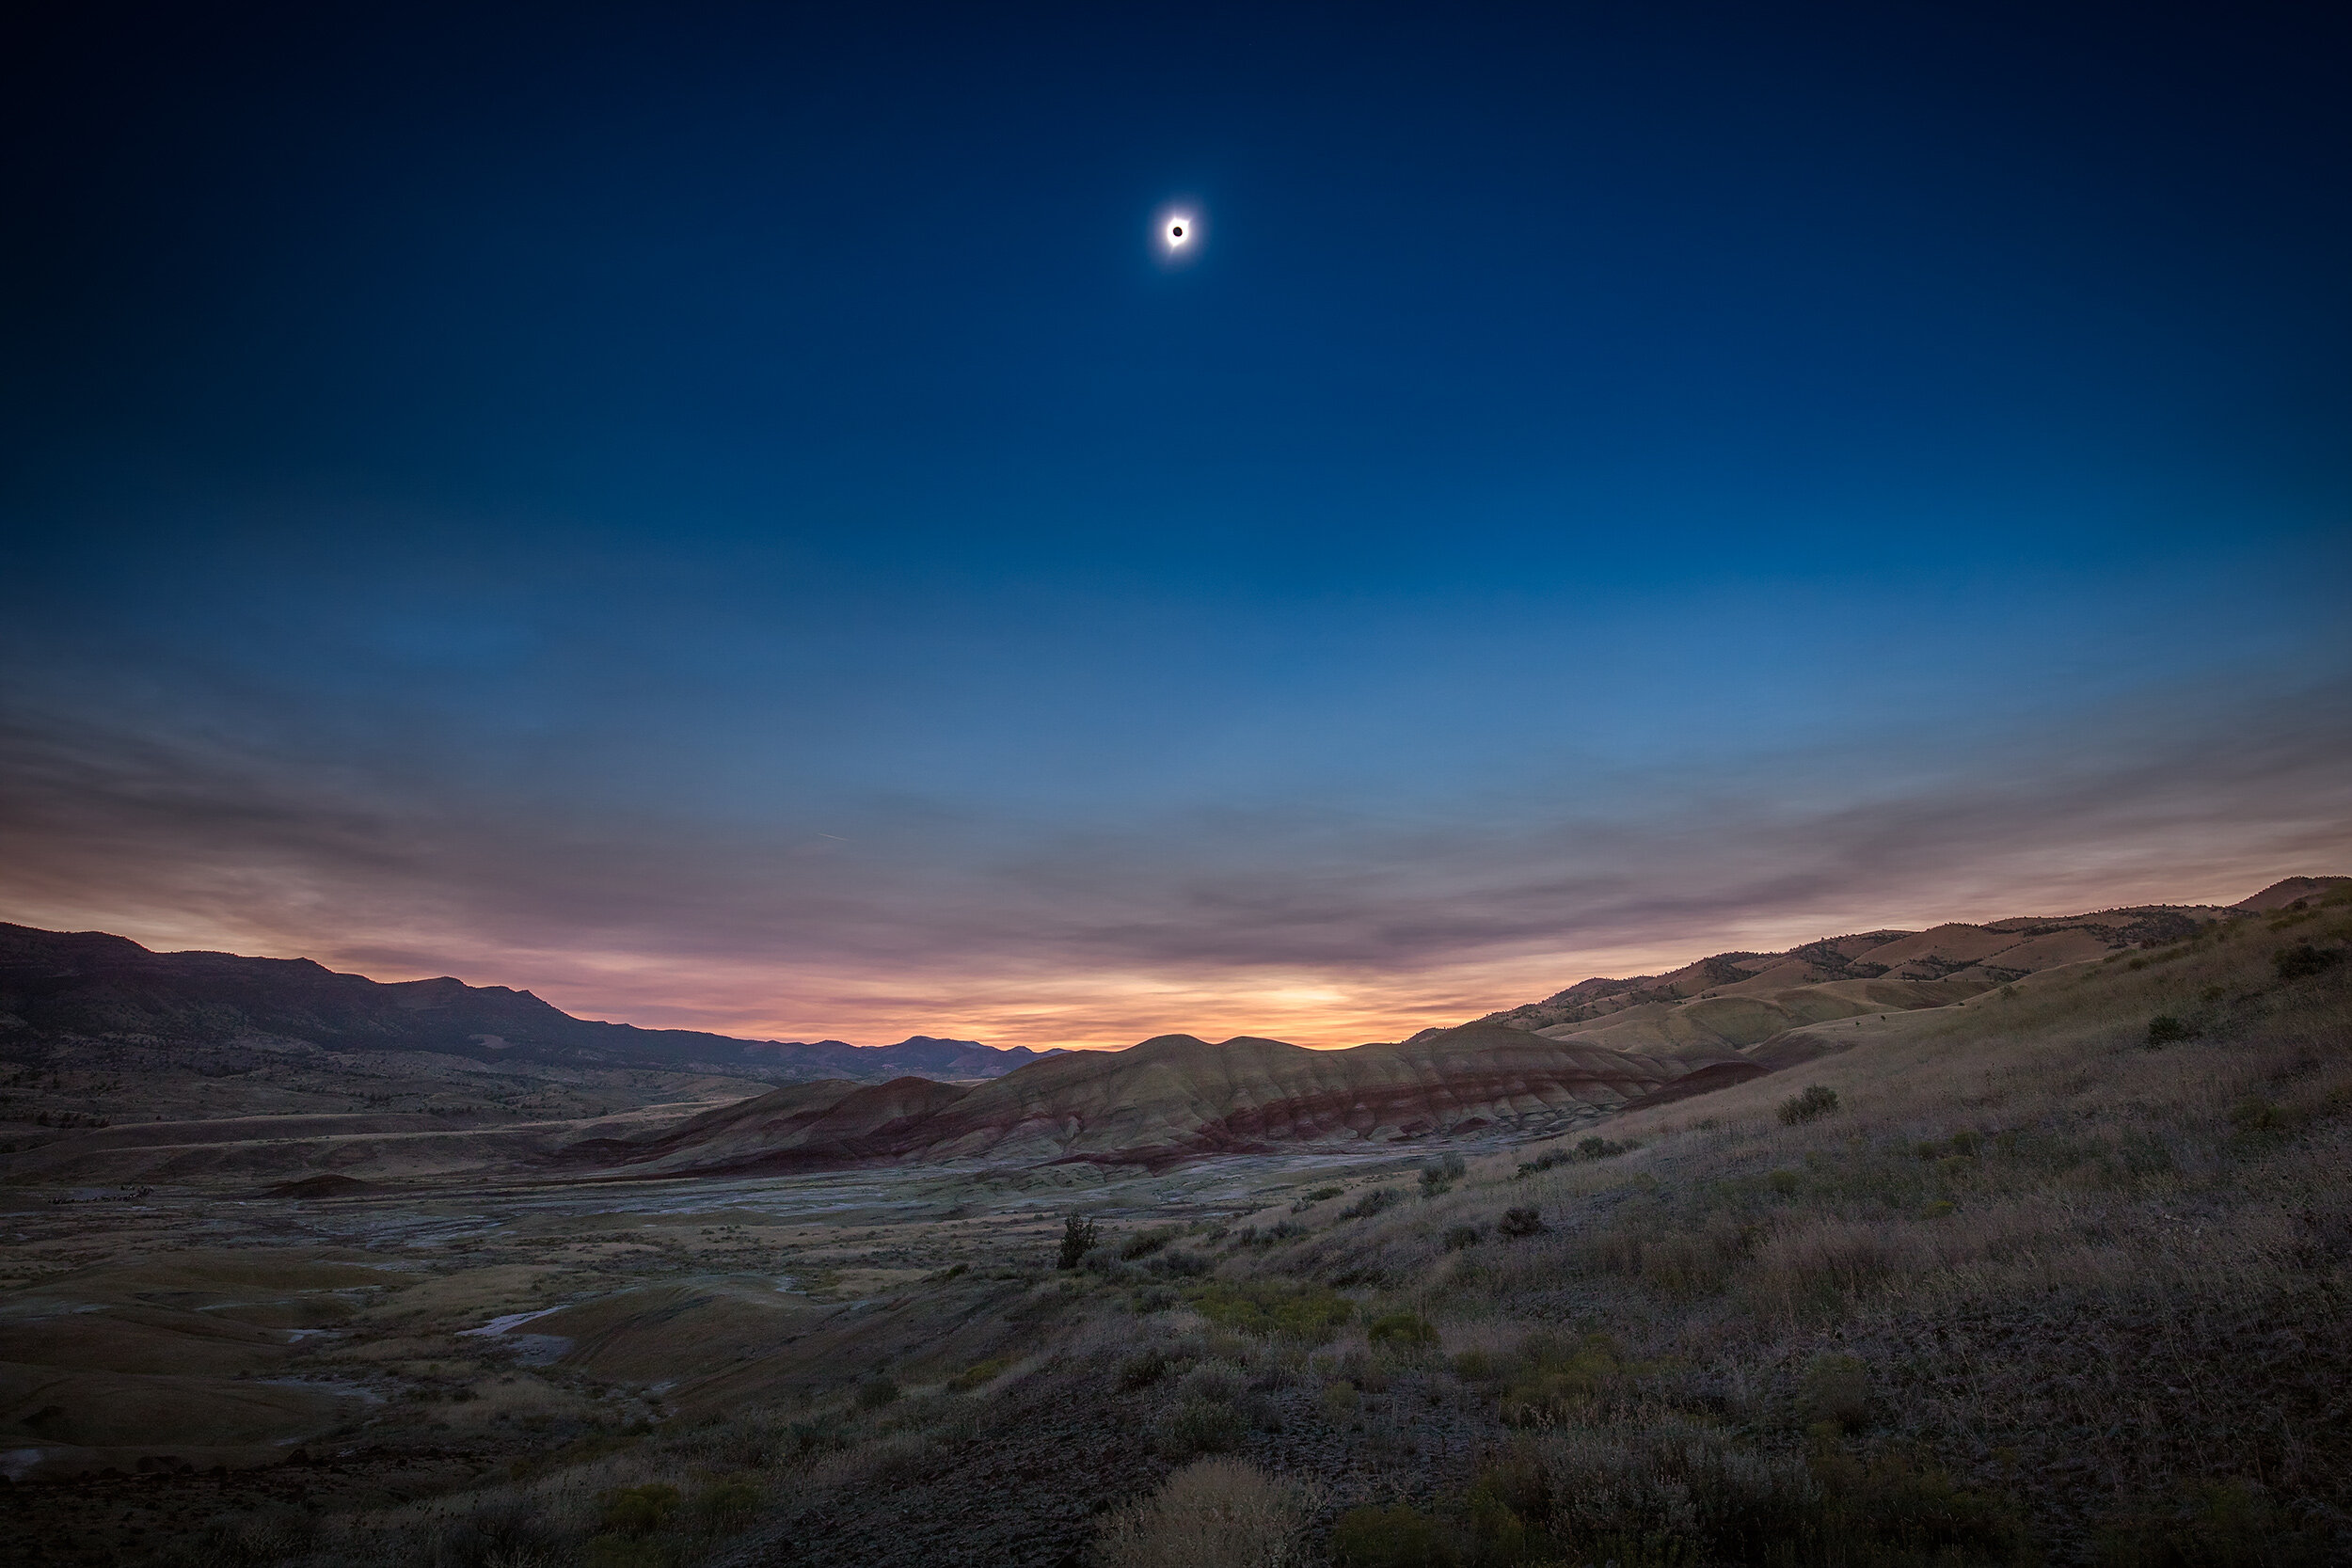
[4, 2, 2348, 1050]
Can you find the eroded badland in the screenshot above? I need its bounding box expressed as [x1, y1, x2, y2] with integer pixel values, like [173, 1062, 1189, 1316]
[1, 879, 2347, 1567]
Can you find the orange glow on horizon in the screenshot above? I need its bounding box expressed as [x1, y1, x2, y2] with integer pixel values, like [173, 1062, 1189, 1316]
[8, 857, 2316, 1053]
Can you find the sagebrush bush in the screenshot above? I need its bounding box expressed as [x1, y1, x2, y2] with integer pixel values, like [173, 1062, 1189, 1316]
[1093, 1458, 1316, 1568]
[1158, 1396, 1248, 1459]
[2274, 943, 2340, 980]
[1190, 1280, 1353, 1340]
[1328, 1502, 1454, 1567]
[600, 1483, 681, 1535]
[1778, 1084, 1841, 1125]
[1496, 1206, 1546, 1239]
[1365, 1311, 1438, 1347]
[2096, 1479, 2332, 1568]
[1801, 1353, 1873, 1431]
[1121, 1228, 1175, 1260]
[948, 1357, 1009, 1392]
[1118, 1346, 1186, 1390]
[1060, 1212, 1103, 1269]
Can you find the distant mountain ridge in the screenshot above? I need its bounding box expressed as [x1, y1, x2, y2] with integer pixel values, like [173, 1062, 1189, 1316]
[0, 925, 1044, 1084]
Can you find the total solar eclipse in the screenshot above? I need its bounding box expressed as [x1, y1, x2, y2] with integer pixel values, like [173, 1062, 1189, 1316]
[1154, 204, 1202, 264]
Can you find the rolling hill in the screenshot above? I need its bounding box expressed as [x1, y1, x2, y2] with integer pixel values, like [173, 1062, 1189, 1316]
[580, 1022, 1761, 1175]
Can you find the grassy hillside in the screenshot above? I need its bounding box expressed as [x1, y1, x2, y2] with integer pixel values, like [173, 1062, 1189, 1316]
[125, 886, 2350, 1568]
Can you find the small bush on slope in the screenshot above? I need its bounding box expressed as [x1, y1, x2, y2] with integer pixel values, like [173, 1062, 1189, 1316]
[1156, 1397, 1248, 1459]
[1093, 1458, 1317, 1568]
[1188, 1280, 1353, 1341]
[1777, 1083, 1841, 1124]
[1059, 1212, 1103, 1269]
[1340, 1187, 1405, 1220]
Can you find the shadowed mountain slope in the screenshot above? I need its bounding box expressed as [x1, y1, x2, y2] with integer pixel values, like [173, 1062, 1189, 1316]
[589, 1023, 1761, 1174]
[0, 924, 1039, 1083]
[1445, 893, 2301, 1047]
[2233, 876, 2352, 911]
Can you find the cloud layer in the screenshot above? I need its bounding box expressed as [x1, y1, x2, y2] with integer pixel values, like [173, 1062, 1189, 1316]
[6, 671, 2344, 1050]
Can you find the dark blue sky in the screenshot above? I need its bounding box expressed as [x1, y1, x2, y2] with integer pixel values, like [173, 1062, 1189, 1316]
[5, 2, 2347, 1047]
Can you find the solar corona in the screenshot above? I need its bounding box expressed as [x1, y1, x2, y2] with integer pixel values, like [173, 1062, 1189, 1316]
[1152, 203, 1202, 263]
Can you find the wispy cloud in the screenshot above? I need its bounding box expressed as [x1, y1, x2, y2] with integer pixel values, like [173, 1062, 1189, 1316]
[4, 673, 2344, 1049]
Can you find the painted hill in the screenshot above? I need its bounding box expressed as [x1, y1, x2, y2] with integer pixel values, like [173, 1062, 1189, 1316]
[580, 1022, 1760, 1175]
[0, 924, 1040, 1083]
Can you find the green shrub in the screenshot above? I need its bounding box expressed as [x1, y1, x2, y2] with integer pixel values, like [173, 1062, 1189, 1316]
[1329, 1503, 1457, 1567]
[1341, 1187, 1405, 1220]
[2274, 943, 2340, 980]
[584, 1536, 669, 1568]
[1120, 1228, 1174, 1260]
[855, 1374, 901, 1409]
[1472, 1416, 1816, 1565]
[2146, 1015, 2197, 1047]
[1146, 1248, 1213, 1277]
[947, 1358, 1009, 1392]
[1117, 1347, 1182, 1390]
[1450, 1348, 1506, 1382]
[1577, 1135, 1631, 1160]
[1497, 1333, 1645, 1426]
[1158, 1396, 1248, 1459]
[1189, 1280, 1355, 1341]
[1441, 1224, 1484, 1251]
[1497, 1206, 1547, 1239]
[1366, 1311, 1438, 1347]
[1058, 1212, 1102, 1269]
[600, 1483, 682, 1536]
[1800, 1353, 1873, 1431]
[784, 1411, 855, 1456]
[1292, 1184, 1344, 1212]
[695, 1481, 761, 1530]
[2228, 1098, 2286, 1135]
[2097, 1479, 2331, 1567]
[1778, 1085, 1841, 1125]
[1809, 1444, 2028, 1561]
